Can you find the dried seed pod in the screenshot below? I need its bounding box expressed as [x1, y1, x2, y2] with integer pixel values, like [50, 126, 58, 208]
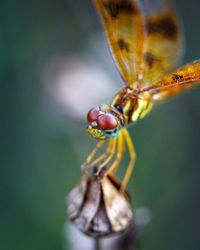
[67, 171, 133, 237]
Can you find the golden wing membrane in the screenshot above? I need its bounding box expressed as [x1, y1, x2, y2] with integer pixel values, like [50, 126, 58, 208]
[141, 60, 200, 102]
[93, 0, 182, 89]
[93, 0, 146, 88]
[141, 0, 182, 87]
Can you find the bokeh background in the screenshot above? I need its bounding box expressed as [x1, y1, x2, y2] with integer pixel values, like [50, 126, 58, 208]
[1, 0, 200, 249]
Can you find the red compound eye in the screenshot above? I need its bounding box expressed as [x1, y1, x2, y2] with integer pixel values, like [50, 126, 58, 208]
[97, 114, 118, 131]
[87, 107, 100, 122]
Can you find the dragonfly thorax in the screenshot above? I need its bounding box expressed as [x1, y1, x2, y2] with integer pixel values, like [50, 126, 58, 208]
[112, 87, 153, 124]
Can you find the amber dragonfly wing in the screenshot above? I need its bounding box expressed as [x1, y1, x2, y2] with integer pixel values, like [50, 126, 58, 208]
[93, 0, 183, 89]
[140, 0, 183, 88]
[140, 60, 200, 102]
[93, 0, 146, 88]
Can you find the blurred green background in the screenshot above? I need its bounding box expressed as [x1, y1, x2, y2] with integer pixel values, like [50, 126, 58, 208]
[1, 0, 200, 250]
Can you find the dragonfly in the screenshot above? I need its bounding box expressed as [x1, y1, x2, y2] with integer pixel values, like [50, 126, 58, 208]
[81, 0, 200, 190]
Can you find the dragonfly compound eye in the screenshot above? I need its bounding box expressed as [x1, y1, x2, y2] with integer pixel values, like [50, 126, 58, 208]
[87, 107, 100, 123]
[97, 114, 118, 131]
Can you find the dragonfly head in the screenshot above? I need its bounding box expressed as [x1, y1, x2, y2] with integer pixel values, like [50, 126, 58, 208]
[87, 105, 123, 140]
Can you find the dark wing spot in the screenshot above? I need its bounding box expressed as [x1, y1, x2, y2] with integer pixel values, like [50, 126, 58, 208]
[172, 74, 184, 81]
[148, 15, 178, 39]
[144, 52, 156, 68]
[118, 39, 129, 52]
[105, 0, 137, 19]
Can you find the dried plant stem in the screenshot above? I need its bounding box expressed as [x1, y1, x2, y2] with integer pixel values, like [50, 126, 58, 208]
[95, 238, 101, 250]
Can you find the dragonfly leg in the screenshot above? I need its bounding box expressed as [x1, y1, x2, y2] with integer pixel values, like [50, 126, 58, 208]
[81, 140, 104, 170]
[87, 138, 115, 169]
[103, 131, 124, 177]
[110, 133, 125, 176]
[96, 137, 117, 175]
[120, 128, 136, 192]
[81, 138, 116, 171]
